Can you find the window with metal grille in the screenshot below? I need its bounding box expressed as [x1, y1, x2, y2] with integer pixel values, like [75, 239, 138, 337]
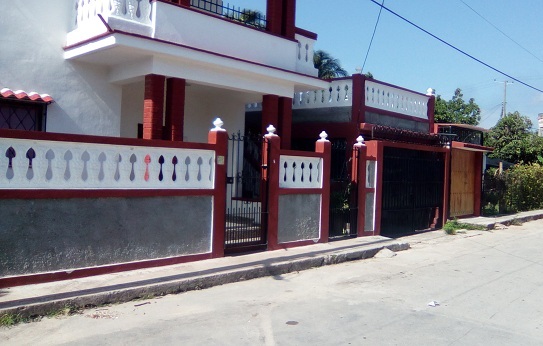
[0, 99, 46, 131]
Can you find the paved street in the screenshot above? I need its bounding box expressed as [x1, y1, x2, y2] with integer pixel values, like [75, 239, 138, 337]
[2, 219, 543, 345]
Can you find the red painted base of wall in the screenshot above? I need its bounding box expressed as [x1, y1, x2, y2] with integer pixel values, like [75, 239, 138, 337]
[0, 253, 212, 289]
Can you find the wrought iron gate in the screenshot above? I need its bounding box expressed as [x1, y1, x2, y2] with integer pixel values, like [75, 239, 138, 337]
[224, 132, 268, 252]
[381, 147, 444, 236]
[328, 139, 357, 238]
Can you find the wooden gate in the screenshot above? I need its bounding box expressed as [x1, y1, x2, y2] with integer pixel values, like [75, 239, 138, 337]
[381, 147, 444, 236]
[450, 149, 476, 217]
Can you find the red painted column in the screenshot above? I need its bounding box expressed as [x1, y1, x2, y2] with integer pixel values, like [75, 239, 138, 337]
[316, 133, 331, 243]
[282, 0, 296, 39]
[143, 74, 165, 140]
[352, 138, 367, 237]
[262, 95, 279, 136]
[473, 152, 483, 217]
[352, 74, 366, 124]
[443, 147, 452, 222]
[180, 0, 190, 6]
[165, 78, 186, 141]
[264, 130, 281, 250]
[208, 120, 228, 258]
[266, 0, 282, 36]
[427, 93, 436, 133]
[278, 97, 292, 149]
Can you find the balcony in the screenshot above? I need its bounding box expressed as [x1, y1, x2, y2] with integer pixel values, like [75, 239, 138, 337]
[66, 0, 321, 94]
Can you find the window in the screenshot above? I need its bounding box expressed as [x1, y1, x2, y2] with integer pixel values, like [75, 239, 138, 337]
[0, 99, 46, 131]
[0, 88, 52, 131]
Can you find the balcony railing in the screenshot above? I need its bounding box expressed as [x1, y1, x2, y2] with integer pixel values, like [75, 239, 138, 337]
[365, 80, 429, 120]
[75, 0, 266, 30]
[190, 0, 267, 30]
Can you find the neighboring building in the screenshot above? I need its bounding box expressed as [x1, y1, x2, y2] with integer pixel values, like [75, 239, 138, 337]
[538, 113, 543, 137]
[255, 75, 491, 237]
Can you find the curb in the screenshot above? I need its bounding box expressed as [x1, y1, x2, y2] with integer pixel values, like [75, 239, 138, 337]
[463, 212, 543, 230]
[0, 242, 409, 320]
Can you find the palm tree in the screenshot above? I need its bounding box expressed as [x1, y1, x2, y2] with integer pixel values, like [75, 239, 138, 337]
[313, 50, 348, 79]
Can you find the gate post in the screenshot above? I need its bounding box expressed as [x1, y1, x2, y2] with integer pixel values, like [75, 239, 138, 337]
[315, 131, 331, 243]
[263, 125, 281, 250]
[208, 118, 228, 258]
[352, 136, 367, 237]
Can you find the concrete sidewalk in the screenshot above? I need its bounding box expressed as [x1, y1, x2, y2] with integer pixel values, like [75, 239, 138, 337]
[0, 236, 410, 319]
[2, 208, 542, 321]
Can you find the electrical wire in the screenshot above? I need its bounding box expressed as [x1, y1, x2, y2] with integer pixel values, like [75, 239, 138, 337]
[369, 0, 543, 94]
[362, 0, 385, 72]
[458, 0, 543, 64]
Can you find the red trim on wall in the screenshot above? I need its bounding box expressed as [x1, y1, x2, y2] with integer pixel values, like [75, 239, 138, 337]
[276, 239, 319, 249]
[208, 129, 228, 258]
[0, 253, 212, 289]
[451, 141, 493, 152]
[0, 129, 214, 150]
[294, 27, 318, 40]
[264, 134, 281, 250]
[427, 94, 436, 132]
[278, 188, 324, 195]
[0, 189, 214, 200]
[315, 139, 331, 243]
[474, 152, 483, 217]
[353, 144, 367, 236]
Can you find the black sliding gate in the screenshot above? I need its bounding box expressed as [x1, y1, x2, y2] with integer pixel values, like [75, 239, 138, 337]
[380, 147, 444, 236]
[225, 132, 268, 253]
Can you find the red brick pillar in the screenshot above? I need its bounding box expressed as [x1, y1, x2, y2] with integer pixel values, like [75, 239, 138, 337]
[143, 74, 165, 140]
[165, 78, 186, 141]
[208, 118, 228, 258]
[315, 131, 331, 243]
[278, 97, 292, 149]
[352, 136, 367, 236]
[262, 95, 279, 136]
[263, 126, 281, 250]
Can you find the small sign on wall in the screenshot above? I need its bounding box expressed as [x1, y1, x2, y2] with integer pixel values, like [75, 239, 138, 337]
[217, 156, 225, 165]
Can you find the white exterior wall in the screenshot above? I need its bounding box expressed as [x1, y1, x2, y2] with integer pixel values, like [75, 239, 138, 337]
[120, 81, 145, 138]
[185, 87, 247, 143]
[0, 1, 123, 136]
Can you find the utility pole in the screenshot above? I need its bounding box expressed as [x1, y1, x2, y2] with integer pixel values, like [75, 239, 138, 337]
[495, 80, 513, 118]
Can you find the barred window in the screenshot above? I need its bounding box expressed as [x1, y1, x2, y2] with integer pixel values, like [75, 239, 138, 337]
[0, 99, 46, 131]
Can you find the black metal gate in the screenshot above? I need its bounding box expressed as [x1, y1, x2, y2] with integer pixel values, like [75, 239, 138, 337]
[328, 139, 357, 238]
[224, 132, 268, 253]
[381, 147, 444, 236]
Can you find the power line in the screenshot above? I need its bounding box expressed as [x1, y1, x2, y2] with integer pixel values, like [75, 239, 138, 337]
[362, 0, 385, 72]
[369, 0, 543, 94]
[458, 0, 543, 64]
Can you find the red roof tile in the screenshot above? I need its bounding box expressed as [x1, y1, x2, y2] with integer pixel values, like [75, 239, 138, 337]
[1, 88, 54, 103]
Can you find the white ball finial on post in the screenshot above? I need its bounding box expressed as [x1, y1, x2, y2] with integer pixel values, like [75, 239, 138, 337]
[266, 124, 277, 136]
[355, 135, 366, 146]
[212, 117, 226, 131]
[318, 131, 329, 142]
[426, 88, 435, 96]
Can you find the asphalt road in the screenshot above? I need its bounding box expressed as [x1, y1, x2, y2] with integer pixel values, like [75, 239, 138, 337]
[2, 219, 543, 345]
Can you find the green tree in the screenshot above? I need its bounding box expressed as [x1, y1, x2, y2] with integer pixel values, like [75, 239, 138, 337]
[485, 111, 543, 164]
[313, 50, 348, 79]
[434, 88, 481, 125]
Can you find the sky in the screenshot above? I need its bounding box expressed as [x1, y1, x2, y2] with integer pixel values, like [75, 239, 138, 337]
[231, 0, 543, 130]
